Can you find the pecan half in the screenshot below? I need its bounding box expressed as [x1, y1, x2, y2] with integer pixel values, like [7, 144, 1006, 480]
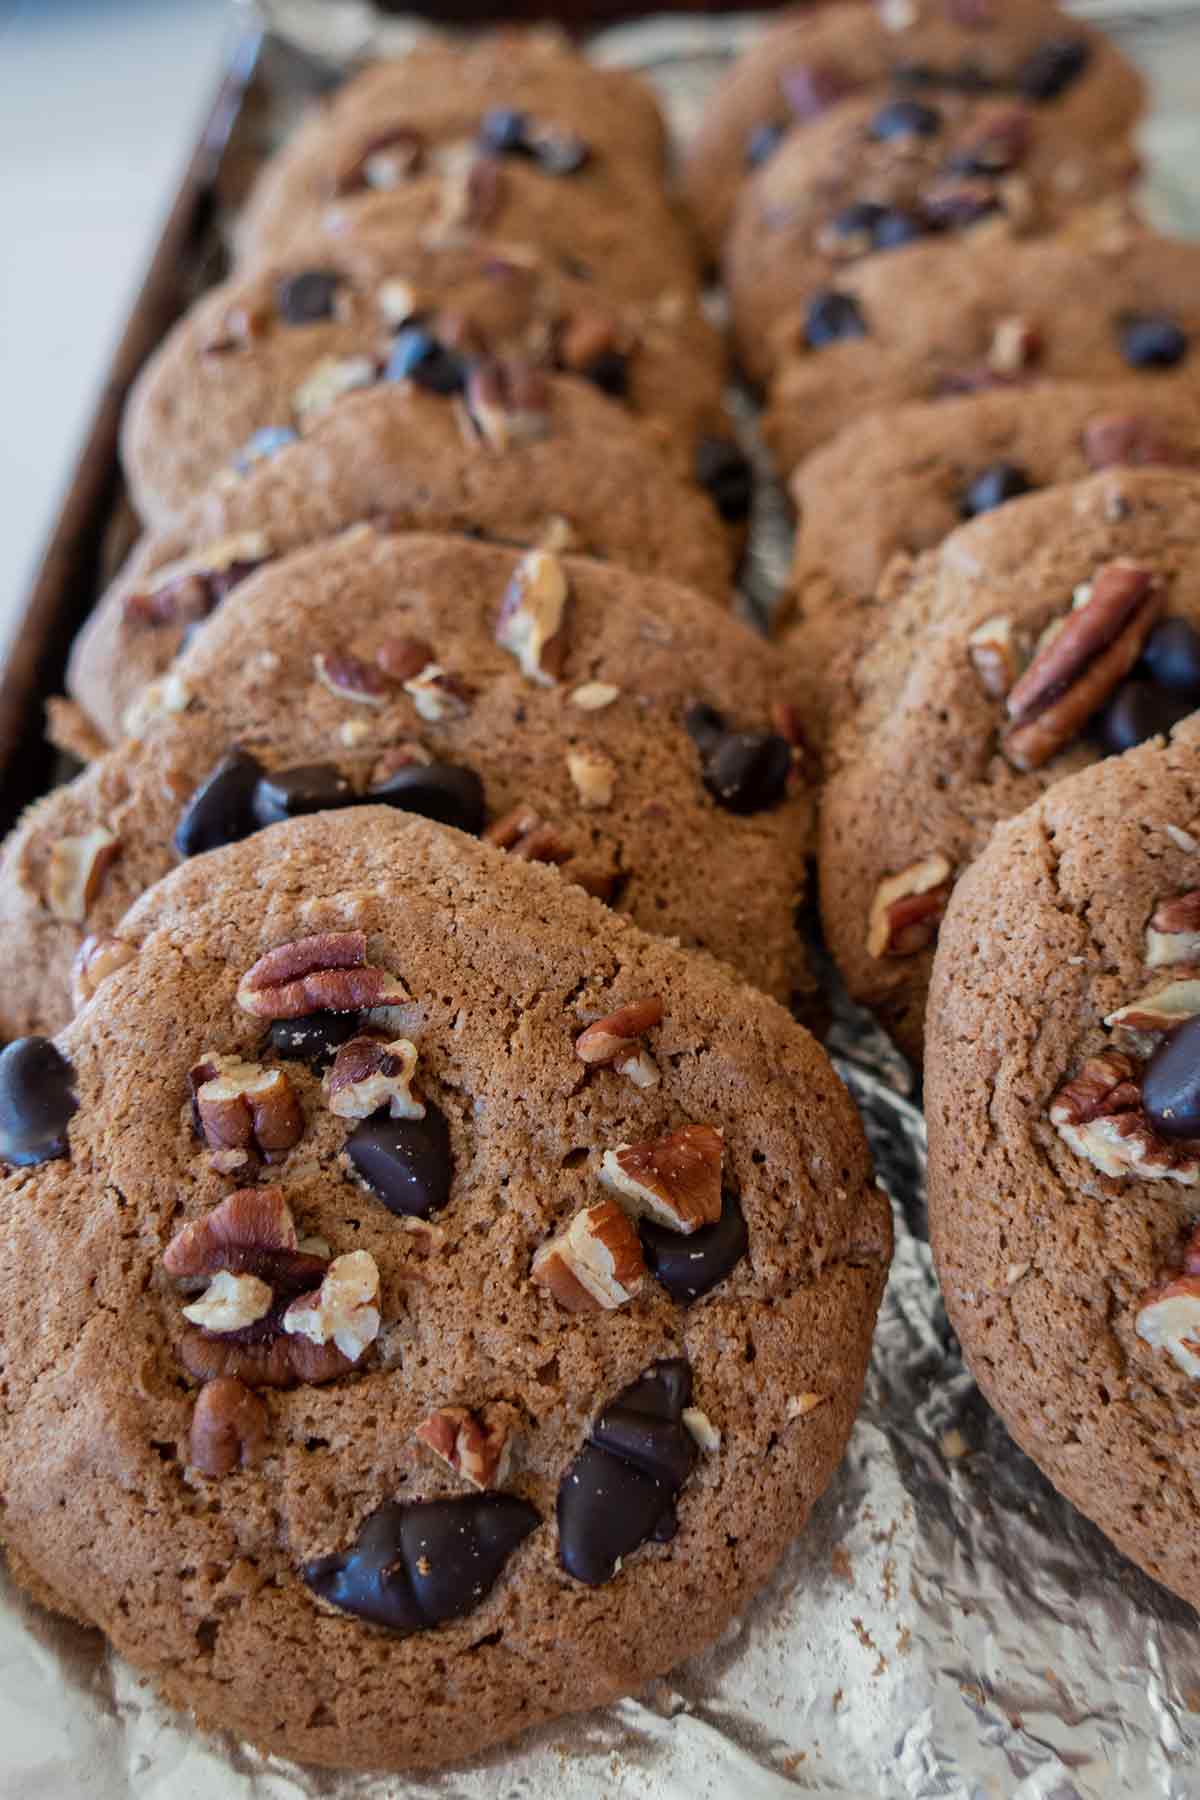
[403, 662, 474, 722]
[45, 827, 120, 924]
[179, 1327, 352, 1390]
[189, 1376, 270, 1477]
[575, 998, 663, 1067]
[1003, 562, 1164, 771]
[124, 533, 269, 628]
[163, 1186, 297, 1280]
[1049, 1050, 1200, 1183]
[496, 550, 570, 685]
[1147, 889, 1200, 968]
[414, 1404, 516, 1489]
[189, 1054, 304, 1166]
[324, 1035, 424, 1120]
[530, 1198, 645, 1311]
[282, 1250, 381, 1363]
[314, 650, 393, 706]
[867, 855, 953, 959]
[967, 615, 1021, 700]
[236, 932, 408, 1019]
[599, 1123, 724, 1235]
[71, 932, 136, 1008]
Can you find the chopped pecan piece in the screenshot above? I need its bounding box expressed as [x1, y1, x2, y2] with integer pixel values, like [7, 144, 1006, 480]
[530, 1198, 645, 1312]
[45, 827, 119, 924]
[190, 1055, 304, 1164]
[282, 1251, 381, 1362]
[1003, 562, 1165, 771]
[496, 550, 570, 685]
[571, 681, 619, 712]
[189, 1376, 270, 1477]
[1083, 412, 1191, 472]
[1136, 1273, 1200, 1378]
[575, 998, 663, 1067]
[1049, 1049, 1200, 1183]
[463, 358, 551, 452]
[1106, 979, 1200, 1039]
[324, 1035, 424, 1120]
[236, 932, 407, 1019]
[566, 747, 616, 809]
[558, 307, 625, 374]
[967, 614, 1021, 700]
[182, 1269, 274, 1333]
[599, 1123, 723, 1234]
[867, 855, 953, 959]
[988, 315, 1041, 376]
[314, 650, 393, 706]
[1147, 888, 1200, 968]
[403, 663, 474, 722]
[292, 354, 377, 420]
[376, 635, 436, 683]
[682, 1406, 721, 1452]
[71, 932, 136, 1008]
[120, 673, 192, 740]
[484, 803, 572, 866]
[428, 153, 506, 240]
[124, 533, 269, 628]
[414, 1404, 515, 1489]
[336, 126, 424, 195]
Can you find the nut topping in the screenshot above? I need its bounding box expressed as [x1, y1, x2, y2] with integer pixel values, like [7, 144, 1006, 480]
[236, 932, 408, 1019]
[496, 550, 570, 685]
[566, 747, 616, 809]
[484, 803, 572, 866]
[314, 650, 393, 706]
[682, 1406, 721, 1452]
[403, 663, 474, 722]
[1049, 1049, 1200, 1183]
[182, 1269, 274, 1333]
[988, 315, 1041, 376]
[570, 681, 620, 712]
[414, 1404, 515, 1489]
[867, 855, 953, 959]
[45, 827, 119, 924]
[292, 355, 377, 420]
[463, 358, 551, 452]
[179, 1327, 352, 1391]
[1083, 412, 1190, 472]
[575, 998, 663, 1067]
[124, 533, 269, 628]
[190, 1054, 304, 1163]
[1003, 562, 1165, 770]
[189, 1376, 270, 1477]
[1147, 889, 1200, 968]
[599, 1123, 723, 1235]
[530, 1198, 646, 1312]
[1106, 980, 1200, 1038]
[164, 1186, 298, 1280]
[71, 932, 136, 1008]
[282, 1250, 382, 1362]
[376, 635, 436, 683]
[1136, 1274, 1200, 1378]
[967, 615, 1021, 699]
[324, 1035, 424, 1120]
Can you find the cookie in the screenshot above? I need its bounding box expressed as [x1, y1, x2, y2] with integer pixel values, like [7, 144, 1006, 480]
[778, 382, 1200, 737]
[4, 528, 814, 1039]
[725, 89, 1137, 385]
[762, 222, 1200, 476]
[122, 234, 728, 526]
[925, 722, 1200, 1613]
[237, 30, 670, 261]
[819, 467, 1200, 1063]
[682, 0, 1144, 258]
[71, 377, 735, 746]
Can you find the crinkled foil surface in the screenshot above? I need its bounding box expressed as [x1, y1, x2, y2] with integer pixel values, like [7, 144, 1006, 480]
[6, 7, 1200, 1795]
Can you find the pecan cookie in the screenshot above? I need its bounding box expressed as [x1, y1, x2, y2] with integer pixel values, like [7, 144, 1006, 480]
[237, 30, 670, 261]
[72, 378, 735, 746]
[682, 0, 1144, 258]
[820, 468, 1200, 1063]
[778, 382, 1200, 738]
[725, 88, 1137, 385]
[4, 529, 815, 1038]
[122, 234, 728, 526]
[763, 220, 1200, 475]
[926, 722, 1200, 1613]
[0, 807, 890, 1770]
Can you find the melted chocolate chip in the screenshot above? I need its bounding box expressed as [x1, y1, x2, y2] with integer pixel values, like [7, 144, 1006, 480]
[1016, 37, 1091, 103]
[746, 121, 785, 168]
[1118, 313, 1189, 371]
[347, 1103, 453, 1218]
[804, 289, 868, 351]
[1093, 679, 1198, 756]
[252, 764, 356, 829]
[557, 1360, 697, 1587]
[704, 732, 793, 815]
[304, 1493, 539, 1633]
[0, 1038, 78, 1166]
[173, 750, 263, 858]
[868, 98, 943, 141]
[276, 269, 342, 326]
[268, 1010, 363, 1072]
[1141, 619, 1200, 694]
[693, 437, 754, 524]
[639, 1189, 749, 1302]
[1145, 1017, 1200, 1139]
[961, 460, 1034, 517]
[366, 762, 486, 836]
[385, 327, 469, 395]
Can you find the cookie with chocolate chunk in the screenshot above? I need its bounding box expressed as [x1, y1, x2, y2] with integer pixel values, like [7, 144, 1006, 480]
[779, 382, 1200, 738]
[4, 529, 814, 1039]
[682, 0, 1144, 258]
[122, 234, 727, 526]
[819, 468, 1200, 1064]
[0, 806, 890, 1771]
[72, 377, 735, 746]
[763, 223, 1200, 475]
[726, 88, 1136, 384]
[926, 721, 1200, 1613]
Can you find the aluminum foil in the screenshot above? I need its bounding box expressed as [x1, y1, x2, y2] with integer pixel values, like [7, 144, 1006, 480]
[7, 10, 1200, 1797]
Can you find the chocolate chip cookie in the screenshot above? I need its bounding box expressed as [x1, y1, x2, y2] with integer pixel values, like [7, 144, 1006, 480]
[71, 378, 735, 746]
[926, 721, 1200, 1614]
[3, 528, 814, 1038]
[0, 805, 891, 1770]
[779, 382, 1200, 738]
[682, 0, 1144, 258]
[122, 234, 727, 526]
[725, 89, 1137, 385]
[820, 468, 1200, 1063]
[763, 222, 1200, 475]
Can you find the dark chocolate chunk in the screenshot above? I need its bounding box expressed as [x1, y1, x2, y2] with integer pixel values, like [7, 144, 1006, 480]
[1118, 314, 1189, 371]
[961, 460, 1034, 517]
[1141, 618, 1200, 695]
[173, 750, 264, 859]
[385, 327, 469, 395]
[478, 108, 529, 154]
[252, 764, 356, 829]
[745, 121, 785, 168]
[304, 1493, 539, 1633]
[693, 437, 754, 524]
[870, 206, 931, 249]
[640, 1191, 749, 1302]
[268, 1011, 363, 1072]
[1016, 37, 1091, 103]
[1093, 679, 1198, 756]
[868, 98, 943, 141]
[830, 199, 886, 242]
[532, 127, 590, 177]
[346, 1103, 453, 1218]
[275, 269, 343, 326]
[366, 762, 486, 836]
[703, 732, 792, 815]
[1144, 1015, 1200, 1140]
[684, 701, 728, 757]
[0, 1037, 78, 1167]
[804, 289, 868, 350]
[578, 347, 629, 399]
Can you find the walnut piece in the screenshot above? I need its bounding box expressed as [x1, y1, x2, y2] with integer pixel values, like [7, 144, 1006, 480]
[324, 1035, 424, 1120]
[189, 1376, 270, 1477]
[282, 1251, 381, 1362]
[1147, 888, 1200, 968]
[414, 1404, 515, 1489]
[967, 614, 1021, 699]
[236, 932, 408, 1019]
[313, 650, 393, 706]
[163, 1186, 298, 1279]
[71, 932, 136, 1008]
[566, 748, 616, 809]
[599, 1123, 723, 1235]
[530, 1198, 645, 1311]
[575, 998, 663, 1067]
[1135, 1274, 1200, 1378]
[190, 1054, 304, 1164]
[182, 1269, 274, 1333]
[403, 662, 474, 722]
[1049, 1050, 1200, 1183]
[867, 855, 953, 959]
[496, 550, 570, 685]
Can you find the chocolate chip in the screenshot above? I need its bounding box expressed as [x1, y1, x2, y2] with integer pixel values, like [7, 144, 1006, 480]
[478, 110, 589, 174]
[871, 207, 931, 250]
[893, 60, 994, 95]
[746, 121, 785, 168]
[252, 764, 356, 829]
[275, 269, 342, 326]
[961, 460, 1034, 517]
[346, 1103, 453, 1218]
[478, 108, 529, 154]
[704, 733, 793, 815]
[1016, 37, 1091, 103]
[684, 701, 728, 756]
[232, 425, 299, 475]
[385, 327, 469, 395]
[1144, 1017, 1200, 1140]
[173, 750, 264, 858]
[831, 199, 886, 241]
[804, 289, 868, 350]
[868, 98, 943, 141]
[304, 1493, 539, 1633]
[557, 1360, 696, 1587]
[1141, 619, 1200, 694]
[0, 1037, 78, 1167]
[693, 437, 754, 523]
[268, 1011, 363, 1072]
[639, 1189, 749, 1301]
[1093, 679, 1198, 756]
[367, 763, 486, 836]
[579, 347, 629, 398]
[1118, 314, 1190, 371]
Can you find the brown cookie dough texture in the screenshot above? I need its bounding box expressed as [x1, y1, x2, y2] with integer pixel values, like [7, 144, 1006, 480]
[926, 724, 1200, 1612]
[3, 529, 815, 1039]
[682, 0, 1144, 258]
[0, 808, 891, 1770]
[763, 223, 1200, 476]
[819, 468, 1200, 1064]
[237, 31, 670, 261]
[725, 88, 1137, 385]
[71, 379, 735, 745]
[122, 233, 726, 526]
[778, 382, 1200, 739]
